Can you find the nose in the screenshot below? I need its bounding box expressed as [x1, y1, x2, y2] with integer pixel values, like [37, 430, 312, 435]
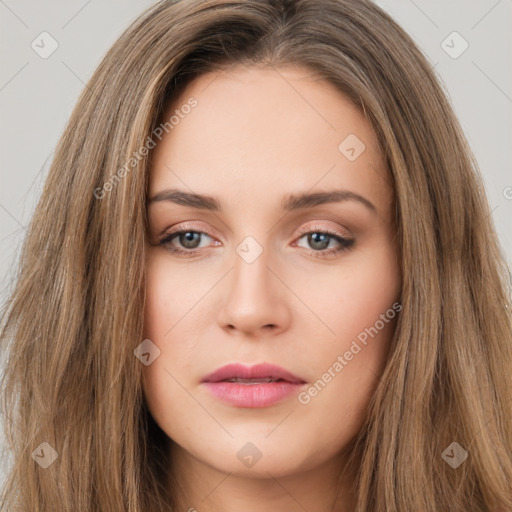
[217, 245, 291, 337]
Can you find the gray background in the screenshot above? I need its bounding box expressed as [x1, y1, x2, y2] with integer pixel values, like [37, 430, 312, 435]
[0, 0, 511, 484]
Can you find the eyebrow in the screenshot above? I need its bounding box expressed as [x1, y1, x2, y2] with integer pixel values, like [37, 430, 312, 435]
[148, 188, 377, 214]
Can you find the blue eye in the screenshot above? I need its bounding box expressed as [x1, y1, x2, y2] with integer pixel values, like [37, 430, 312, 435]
[296, 231, 354, 256]
[158, 229, 354, 258]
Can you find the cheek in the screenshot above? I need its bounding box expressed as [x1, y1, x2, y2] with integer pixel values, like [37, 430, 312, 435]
[141, 253, 205, 441]
[142, 251, 202, 342]
[291, 309, 398, 466]
[290, 236, 400, 348]
[141, 255, 173, 430]
[292, 240, 400, 432]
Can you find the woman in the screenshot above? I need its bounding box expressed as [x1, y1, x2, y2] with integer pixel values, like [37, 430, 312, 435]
[1, 0, 511, 510]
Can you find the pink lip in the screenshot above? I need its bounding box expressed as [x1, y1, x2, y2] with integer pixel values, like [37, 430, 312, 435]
[201, 363, 306, 408]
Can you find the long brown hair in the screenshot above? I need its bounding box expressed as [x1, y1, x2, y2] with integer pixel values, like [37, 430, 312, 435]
[1, 0, 511, 510]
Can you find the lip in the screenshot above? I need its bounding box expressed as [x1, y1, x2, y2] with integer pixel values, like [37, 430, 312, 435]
[201, 363, 306, 408]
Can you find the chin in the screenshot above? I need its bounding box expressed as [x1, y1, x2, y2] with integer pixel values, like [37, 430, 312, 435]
[192, 437, 329, 478]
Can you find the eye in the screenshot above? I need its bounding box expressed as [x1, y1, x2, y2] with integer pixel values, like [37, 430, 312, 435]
[294, 226, 355, 257]
[158, 229, 217, 257]
[157, 223, 355, 259]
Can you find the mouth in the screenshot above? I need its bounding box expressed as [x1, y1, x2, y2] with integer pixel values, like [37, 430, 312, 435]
[201, 363, 306, 408]
[221, 377, 286, 383]
[201, 362, 305, 384]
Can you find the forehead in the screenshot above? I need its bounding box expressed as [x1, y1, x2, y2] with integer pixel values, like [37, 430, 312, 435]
[149, 65, 392, 217]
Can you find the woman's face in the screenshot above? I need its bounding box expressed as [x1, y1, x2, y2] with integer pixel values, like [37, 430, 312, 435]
[143, 64, 401, 478]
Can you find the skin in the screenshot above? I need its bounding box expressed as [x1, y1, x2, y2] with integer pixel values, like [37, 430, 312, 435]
[143, 64, 401, 512]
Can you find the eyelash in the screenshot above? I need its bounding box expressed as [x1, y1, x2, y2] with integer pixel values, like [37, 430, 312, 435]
[158, 224, 355, 259]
